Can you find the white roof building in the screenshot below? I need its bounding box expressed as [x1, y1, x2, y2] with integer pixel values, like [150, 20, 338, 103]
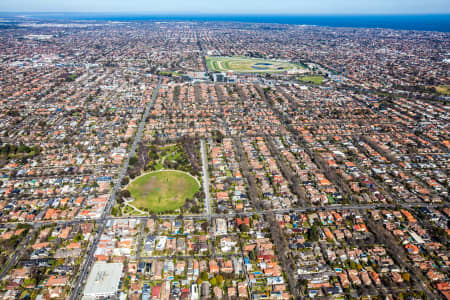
[83, 262, 123, 298]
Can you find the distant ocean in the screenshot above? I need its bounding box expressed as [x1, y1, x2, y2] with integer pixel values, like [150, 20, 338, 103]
[1, 13, 450, 32]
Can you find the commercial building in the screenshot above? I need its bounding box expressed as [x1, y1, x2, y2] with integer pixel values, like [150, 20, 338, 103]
[83, 262, 123, 298]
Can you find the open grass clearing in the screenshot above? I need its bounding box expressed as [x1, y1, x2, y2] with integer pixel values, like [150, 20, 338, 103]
[298, 75, 326, 84]
[127, 170, 200, 213]
[435, 85, 450, 95]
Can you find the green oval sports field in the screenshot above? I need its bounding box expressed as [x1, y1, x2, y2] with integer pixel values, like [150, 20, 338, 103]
[128, 170, 200, 212]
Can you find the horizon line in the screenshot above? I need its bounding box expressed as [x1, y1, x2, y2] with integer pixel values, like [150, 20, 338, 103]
[1, 12, 450, 16]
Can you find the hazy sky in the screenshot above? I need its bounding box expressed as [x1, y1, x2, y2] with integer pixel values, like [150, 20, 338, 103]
[1, 0, 449, 14]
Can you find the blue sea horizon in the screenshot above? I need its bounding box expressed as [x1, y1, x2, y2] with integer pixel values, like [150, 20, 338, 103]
[1, 13, 450, 32]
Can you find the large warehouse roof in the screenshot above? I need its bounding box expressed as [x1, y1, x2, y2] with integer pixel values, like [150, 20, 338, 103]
[83, 262, 123, 297]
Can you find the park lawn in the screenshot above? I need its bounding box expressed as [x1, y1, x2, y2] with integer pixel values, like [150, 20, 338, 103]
[298, 75, 325, 84]
[164, 149, 181, 162]
[160, 144, 178, 152]
[128, 171, 200, 213]
[154, 162, 164, 170]
[435, 85, 450, 95]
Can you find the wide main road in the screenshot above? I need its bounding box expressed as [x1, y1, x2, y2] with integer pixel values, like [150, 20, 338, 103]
[102, 79, 162, 219]
[0, 225, 38, 280]
[70, 78, 161, 300]
[200, 139, 212, 222]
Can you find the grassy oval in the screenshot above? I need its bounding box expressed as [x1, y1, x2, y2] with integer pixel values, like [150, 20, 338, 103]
[128, 171, 200, 213]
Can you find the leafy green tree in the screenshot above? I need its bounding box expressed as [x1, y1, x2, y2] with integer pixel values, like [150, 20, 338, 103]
[210, 277, 217, 286]
[129, 156, 138, 165]
[74, 233, 83, 242]
[120, 190, 131, 198]
[308, 225, 320, 242]
[121, 177, 130, 186]
[200, 271, 209, 281]
[239, 223, 250, 232]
